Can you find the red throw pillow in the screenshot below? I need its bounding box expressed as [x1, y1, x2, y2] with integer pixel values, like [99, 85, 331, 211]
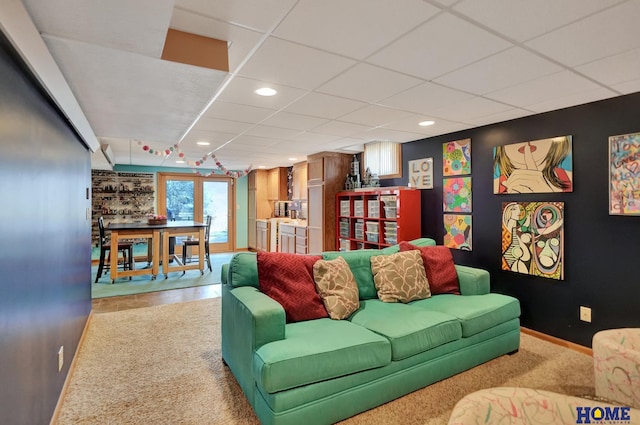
[399, 242, 460, 295]
[257, 252, 328, 323]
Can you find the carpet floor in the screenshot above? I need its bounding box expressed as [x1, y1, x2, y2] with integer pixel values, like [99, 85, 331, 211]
[92, 253, 233, 299]
[55, 298, 595, 425]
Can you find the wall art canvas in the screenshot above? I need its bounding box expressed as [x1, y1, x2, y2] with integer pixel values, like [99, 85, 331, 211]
[444, 214, 472, 250]
[408, 157, 433, 189]
[443, 138, 471, 176]
[493, 135, 573, 194]
[501, 201, 564, 280]
[609, 132, 640, 215]
[443, 177, 472, 212]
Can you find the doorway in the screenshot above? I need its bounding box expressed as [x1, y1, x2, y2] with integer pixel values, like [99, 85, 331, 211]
[157, 172, 235, 253]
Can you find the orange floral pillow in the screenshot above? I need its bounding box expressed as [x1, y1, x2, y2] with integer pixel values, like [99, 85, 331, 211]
[370, 250, 431, 303]
[313, 257, 360, 320]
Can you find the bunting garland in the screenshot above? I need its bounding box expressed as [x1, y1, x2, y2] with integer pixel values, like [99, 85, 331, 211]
[136, 140, 252, 178]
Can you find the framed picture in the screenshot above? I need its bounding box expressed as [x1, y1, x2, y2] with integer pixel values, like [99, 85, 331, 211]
[408, 157, 433, 189]
[493, 136, 573, 194]
[444, 214, 472, 251]
[443, 177, 472, 213]
[443, 138, 471, 176]
[609, 132, 640, 215]
[501, 201, 564, 280]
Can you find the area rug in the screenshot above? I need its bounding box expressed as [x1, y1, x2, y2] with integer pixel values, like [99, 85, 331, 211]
[55, 299, 595, 425]
[92, 253, 233, 299]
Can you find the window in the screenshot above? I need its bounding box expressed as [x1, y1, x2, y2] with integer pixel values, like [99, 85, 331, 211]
[363, 141, 402, 179]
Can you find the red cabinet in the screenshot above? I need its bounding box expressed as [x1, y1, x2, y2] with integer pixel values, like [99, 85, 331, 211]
[336, 187, 421, 251]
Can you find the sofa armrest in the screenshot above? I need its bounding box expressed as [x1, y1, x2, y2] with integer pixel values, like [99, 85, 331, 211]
[220, 263, 229, 285]
[221, 284, 286, 405]
[455, 265, 490, 295]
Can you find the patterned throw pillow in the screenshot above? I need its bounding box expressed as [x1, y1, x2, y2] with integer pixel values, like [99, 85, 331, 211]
[370, 250, 431, 303]
[313, 256, 360, 320]
[399, 242, 460, 295]
[257, 252, 328, 323]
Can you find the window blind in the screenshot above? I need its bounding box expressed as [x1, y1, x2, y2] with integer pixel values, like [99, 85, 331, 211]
[363, 141, 401, 178]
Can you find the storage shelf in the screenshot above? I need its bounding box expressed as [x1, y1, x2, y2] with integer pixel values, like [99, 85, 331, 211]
[336, 187, 421, 251]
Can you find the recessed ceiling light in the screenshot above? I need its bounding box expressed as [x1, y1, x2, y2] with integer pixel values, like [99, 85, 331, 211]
[419, 120, 435, 127]
[258, 165, 266, 169]
[288, 157, 297, 161]
[196, 141, 210, 146]
[255, 87, 277, 96]
[176, 160, 185, 164]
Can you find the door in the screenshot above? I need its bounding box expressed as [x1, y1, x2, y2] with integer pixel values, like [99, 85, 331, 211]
[158, 173, 235, 253]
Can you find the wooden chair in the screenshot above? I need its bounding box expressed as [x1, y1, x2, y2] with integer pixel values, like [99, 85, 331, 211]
[95, 216, 134, 283]
[182, 215, 212, 273]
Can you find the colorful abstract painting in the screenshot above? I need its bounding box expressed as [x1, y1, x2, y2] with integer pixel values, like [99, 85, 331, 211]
[609, 132, 640, 215]
[493, 135, 573, 194]
[444, 214, 472, 251]
[443, 138, 471, 176]
[443, 177, 471, 212]
[501, 201, 564, 280]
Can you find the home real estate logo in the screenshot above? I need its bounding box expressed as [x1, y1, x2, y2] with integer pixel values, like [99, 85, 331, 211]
[576, 405, 632, 424]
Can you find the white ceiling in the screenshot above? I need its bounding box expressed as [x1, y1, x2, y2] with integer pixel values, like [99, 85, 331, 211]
[21, 0, 640, 172]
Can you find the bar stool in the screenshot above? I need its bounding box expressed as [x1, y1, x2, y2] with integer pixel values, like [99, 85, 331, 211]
[95, 216, 134, 283]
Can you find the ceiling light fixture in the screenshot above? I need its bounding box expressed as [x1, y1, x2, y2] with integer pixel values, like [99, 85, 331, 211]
[255, 87, 277, 96]
[176, 160, 185, 164]
[419, 120, 435, 127]
[196, 141, 210, 146]
[288, 157, 297, 161]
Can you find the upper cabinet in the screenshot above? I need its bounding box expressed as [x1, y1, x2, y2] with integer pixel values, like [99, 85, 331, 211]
[268, 167, 288, 201]
[292, 161, 307, 200]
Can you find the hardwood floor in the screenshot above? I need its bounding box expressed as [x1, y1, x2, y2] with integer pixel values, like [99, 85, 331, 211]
[91, 284, 222, 314]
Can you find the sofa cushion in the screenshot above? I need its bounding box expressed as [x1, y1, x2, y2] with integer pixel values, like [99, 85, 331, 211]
[322, 250, 383, 300]
[399, 242, 460, 295]
[349, 299, 462, 360]
[313, 256, 360, 320]
[257, 252, 328, 323]
[370, 250, 431, 303]
[410, 294, 521, 337]
[380, 237, 437, 254]
[253, 318, 391, 393]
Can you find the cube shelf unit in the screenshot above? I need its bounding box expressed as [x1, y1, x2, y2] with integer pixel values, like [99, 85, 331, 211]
[336, 187, 421, 251]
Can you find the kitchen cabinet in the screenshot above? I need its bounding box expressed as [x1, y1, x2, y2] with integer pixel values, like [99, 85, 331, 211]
[279, 224, 296, 254]
[256, 220, 270, 252]
[306, 152, 352, 254]
[295, 225, 307, 254]
[268, 167, 288, 201]
[292, 161, 307, 200]
[248, 170, 270, 250]
[336, 187, 421, 251]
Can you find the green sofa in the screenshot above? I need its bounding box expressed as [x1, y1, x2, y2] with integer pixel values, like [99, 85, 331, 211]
[221, 238, 521, 425]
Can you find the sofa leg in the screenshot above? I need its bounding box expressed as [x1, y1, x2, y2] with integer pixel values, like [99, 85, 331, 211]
[508, 349, 519, 355]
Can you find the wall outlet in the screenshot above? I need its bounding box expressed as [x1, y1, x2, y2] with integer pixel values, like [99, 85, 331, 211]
[58, 346, 64, 372]
[580, 306, 592, 323]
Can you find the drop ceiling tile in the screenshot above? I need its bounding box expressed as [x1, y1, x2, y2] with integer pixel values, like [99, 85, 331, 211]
[230, 134, 280, 147]
[169, 8, 263, 73]
[612, 78, 640, 95]
[434, 47, 562, 95]
[340, 105, 423, 127]
[311, 121, 373, 137]
[217, 76, 307, 109]
[430, 96, 515, 122]
[382, 114, 459, 134]
[453, 0, 625, 42]
[24, 0, 174, 57]
[180, 129, 236, 145]
[260, 111, 329, 131]
[239, 37, 356, 90]
[355, 127, 425, 143]
[576, 48, 640, 87]
[485, 70, 609, 108]
[368, 12, 511, 80]
[245, 125, 301, 139]
[202, 100, 275, 123]
[188, 117, 253, 134]
[317, 63, 424, 103]
[284, 92, 367, 120]
[174, 0, 298, 32]
[526, 87, 618, 114]
[526, 1, 640, 67]
[273, 0, 440, 59]
[464, 108, 534, 126]
[377, 82, 474, 115]
[288, 132, 340, 144]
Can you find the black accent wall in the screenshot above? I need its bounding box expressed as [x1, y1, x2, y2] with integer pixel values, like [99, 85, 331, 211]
[384, 92, 640, 348]
[0, 32, 92, 424]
